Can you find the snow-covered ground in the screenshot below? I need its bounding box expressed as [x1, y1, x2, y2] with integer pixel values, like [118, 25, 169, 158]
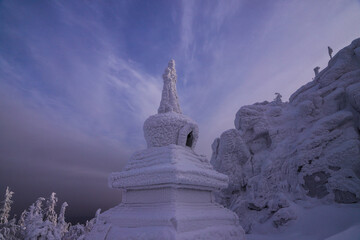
[247, 203, 360, 240]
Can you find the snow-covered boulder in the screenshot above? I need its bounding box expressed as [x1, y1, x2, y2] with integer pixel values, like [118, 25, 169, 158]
[211, 38, 360, 233]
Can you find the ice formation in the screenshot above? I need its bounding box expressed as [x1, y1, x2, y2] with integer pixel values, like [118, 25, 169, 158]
[87, 60, 245, 240]
[211, 38, 360, 233]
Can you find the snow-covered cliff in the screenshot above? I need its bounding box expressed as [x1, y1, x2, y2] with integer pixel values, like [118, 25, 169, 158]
[211, 38, 360, 233]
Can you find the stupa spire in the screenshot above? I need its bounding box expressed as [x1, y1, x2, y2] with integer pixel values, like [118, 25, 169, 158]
[158, 59, 182, 114]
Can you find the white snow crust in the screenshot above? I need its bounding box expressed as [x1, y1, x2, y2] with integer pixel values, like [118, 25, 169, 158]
[211, 38, 360, 233]
[87, 201, 244, 240]
[143, 112, 199, 150]
[246, 203, 360, 240]
[109, 144, 228, 190]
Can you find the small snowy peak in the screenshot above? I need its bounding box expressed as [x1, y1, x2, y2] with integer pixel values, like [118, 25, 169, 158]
[211, 38, 360, 233]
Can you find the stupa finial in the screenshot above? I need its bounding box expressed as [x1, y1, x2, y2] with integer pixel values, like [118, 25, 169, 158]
[158, 59, 182, 114]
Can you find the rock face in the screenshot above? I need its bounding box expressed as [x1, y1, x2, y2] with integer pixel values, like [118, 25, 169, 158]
[211, 38, 360, 233]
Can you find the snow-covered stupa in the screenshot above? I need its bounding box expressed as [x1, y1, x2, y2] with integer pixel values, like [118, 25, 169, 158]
[87, 60, 245, 240]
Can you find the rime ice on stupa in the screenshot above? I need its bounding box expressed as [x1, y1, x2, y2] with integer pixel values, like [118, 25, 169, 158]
[87, 60, 245, 240]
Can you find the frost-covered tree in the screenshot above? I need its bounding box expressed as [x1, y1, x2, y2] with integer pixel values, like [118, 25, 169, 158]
[57, 202, 69, 236]
[22, 196, 62, 239]
[0, 187, 19, 240]
[23, 197, 46, 239]
[21, 196, 70, 239]
[64, 224, 86, 240]
[46, 193, 58, 225]
[83, 208, 101, 233]
[0, 218, 19, 240]
[0, 187, 14, 224]
[0, 188, 98, 240]
[18, 210, 27, 228]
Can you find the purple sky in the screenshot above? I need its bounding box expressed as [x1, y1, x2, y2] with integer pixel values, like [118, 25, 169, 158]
[1, 0, 360, 222]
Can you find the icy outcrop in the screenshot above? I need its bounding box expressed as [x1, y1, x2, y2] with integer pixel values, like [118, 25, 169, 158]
[328, 46, 333, 59]
[314, 66, 320, 77]
[211, 38, 360, 233]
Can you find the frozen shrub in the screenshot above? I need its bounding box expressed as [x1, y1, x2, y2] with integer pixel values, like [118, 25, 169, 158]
[0, 189, 99, 240]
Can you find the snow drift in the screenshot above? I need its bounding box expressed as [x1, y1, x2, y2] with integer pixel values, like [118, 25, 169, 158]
[211, 38, 360, 233]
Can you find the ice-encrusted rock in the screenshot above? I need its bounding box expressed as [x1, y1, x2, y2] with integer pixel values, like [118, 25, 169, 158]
[328, 46, 333, 59]
[87, 60, 245, 240]
[271, 207, 297, 228]
[314, 66, 320, 77]
[211, 38, 360, 233]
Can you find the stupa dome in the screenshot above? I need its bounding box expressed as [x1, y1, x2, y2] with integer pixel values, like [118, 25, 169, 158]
[143, 60, 199, 149]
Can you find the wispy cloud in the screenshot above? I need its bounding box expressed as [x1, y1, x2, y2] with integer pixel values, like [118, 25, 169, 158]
[176, 0, 360, 156]
[106, 55, 162, 121]
[0, 0, 161, 218]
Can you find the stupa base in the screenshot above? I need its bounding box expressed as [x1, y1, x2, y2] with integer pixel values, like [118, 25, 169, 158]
[86, 202, 245, 240]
